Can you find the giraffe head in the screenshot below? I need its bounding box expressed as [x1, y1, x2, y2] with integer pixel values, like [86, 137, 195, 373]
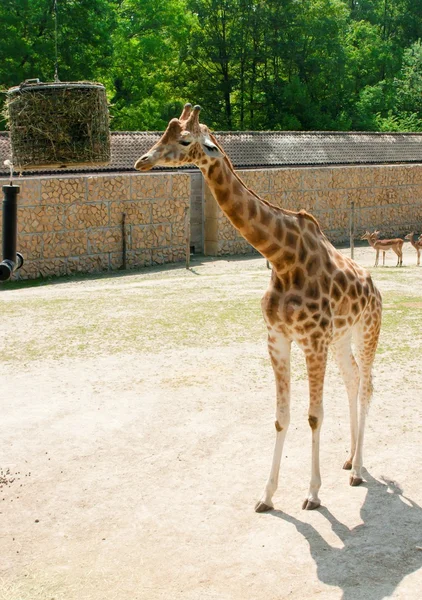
[134, 103, 223, 171]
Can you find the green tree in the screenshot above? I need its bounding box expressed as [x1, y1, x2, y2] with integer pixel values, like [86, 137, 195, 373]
[0, 0, 116, 129]
[395, 40, 422, 115]
[2, 0, 422, 132]
[374, 40, 422, 131]
[107, 0, 194, 130]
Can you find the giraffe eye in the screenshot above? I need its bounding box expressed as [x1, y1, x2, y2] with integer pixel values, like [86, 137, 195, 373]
[179, 140, 191, 146]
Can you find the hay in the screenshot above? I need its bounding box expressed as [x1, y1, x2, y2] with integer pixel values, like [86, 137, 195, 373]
[4, 81, 110, 169]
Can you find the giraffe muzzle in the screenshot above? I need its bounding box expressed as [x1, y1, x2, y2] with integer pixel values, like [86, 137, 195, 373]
[134, 154, 154, 171]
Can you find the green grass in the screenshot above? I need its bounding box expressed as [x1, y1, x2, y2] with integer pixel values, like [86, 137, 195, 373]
[0, 278, 266, 363]
[1, 259, 421, 365]
[375, 285, 422, 360]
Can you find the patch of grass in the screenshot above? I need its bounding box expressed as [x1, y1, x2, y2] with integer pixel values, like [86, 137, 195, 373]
[0, 278, 268, 363]
[1, 258, 421, 366]
[376, 290, 422, 360]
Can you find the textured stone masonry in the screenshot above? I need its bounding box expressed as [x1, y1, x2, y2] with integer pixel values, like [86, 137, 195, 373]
[0, 172, 190, 280]
[1, 164, 421, 280]
[204, 164, 422, 256]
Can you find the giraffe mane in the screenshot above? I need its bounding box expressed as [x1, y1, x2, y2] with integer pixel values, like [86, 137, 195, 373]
[207, 131, 322, 233]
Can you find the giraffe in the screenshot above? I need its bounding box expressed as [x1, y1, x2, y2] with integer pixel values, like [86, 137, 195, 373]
[405, 232, 422, 266]
[135, 104, 382, 511]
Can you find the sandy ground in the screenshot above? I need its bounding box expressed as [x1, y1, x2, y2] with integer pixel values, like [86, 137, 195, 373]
[0, 243, 421, 600]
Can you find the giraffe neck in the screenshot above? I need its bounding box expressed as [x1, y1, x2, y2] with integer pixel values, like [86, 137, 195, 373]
[200, 157, 321, 272]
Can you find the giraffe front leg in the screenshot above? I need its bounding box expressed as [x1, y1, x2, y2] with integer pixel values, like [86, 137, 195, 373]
[255, 334, 291, 513]
[302, 349, 328, 511]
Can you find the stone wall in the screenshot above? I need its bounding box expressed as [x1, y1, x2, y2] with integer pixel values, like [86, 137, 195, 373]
[0, 172, 190, 279]
[204, 164, 422, 255]
[1, 163, 421, 280]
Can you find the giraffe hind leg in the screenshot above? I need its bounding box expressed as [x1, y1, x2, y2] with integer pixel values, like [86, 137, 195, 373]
[333, 334, 359, 472]
[350, 301, 381, 486]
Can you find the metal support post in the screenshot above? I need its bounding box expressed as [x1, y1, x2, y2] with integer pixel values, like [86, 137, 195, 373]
[0, 184, 24, 281]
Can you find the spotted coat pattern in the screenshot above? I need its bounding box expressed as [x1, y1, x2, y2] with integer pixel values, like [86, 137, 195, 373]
[135, 103, 383, 512]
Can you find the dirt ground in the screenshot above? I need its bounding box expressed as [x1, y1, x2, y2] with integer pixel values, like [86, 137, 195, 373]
[0, 243, 421, 600]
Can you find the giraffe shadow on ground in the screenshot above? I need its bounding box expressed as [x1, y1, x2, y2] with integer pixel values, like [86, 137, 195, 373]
[271, 471, 422, 600]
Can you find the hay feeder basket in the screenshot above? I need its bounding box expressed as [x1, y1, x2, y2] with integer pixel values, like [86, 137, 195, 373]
[6, 79, 110, 170]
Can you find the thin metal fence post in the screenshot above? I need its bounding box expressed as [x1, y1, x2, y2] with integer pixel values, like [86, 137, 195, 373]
[185, 205, 190, 269]
[121, 212, 127, 270]
[350, 200, 355, 260]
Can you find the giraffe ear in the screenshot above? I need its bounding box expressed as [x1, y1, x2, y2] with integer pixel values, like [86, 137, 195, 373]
[201, 137, 223, 157]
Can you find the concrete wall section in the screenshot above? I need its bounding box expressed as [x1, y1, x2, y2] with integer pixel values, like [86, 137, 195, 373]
[204, 164, 422, 256]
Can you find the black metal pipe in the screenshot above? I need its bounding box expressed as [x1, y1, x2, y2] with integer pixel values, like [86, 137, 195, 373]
[0, 184, 24, 282]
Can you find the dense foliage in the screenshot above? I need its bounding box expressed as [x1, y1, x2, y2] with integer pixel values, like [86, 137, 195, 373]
[1, 0, 422, 131]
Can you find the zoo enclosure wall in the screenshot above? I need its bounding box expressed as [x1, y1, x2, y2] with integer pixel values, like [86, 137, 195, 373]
[0, 163, 421, 280]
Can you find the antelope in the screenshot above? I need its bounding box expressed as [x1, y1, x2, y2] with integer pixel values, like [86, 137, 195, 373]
[361, 230, 388, 267]
[361, 231, 404, 267]
[405, 232, 422, 266]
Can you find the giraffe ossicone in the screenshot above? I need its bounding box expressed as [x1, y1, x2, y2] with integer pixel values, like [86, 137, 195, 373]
[135, 104, 382, 511]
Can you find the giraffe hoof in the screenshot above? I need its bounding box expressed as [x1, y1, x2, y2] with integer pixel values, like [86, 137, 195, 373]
[254, 501, 273, 513]
[343, 460, 353, 470]
[302, 499, 321, 511]
[349, 476, 363, 487]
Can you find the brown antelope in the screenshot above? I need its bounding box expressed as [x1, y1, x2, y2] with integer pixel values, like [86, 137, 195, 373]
[405, 232, 422, 266]
[361, 231, 404, 267]
[370, 230, 386, 265]
[361, 230, 388, 267]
